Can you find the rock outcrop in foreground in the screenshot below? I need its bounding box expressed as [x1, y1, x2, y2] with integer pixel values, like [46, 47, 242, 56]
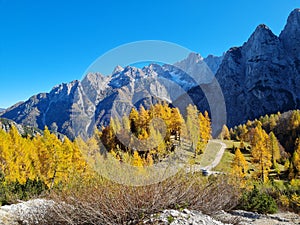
[0, 199, 299, 225]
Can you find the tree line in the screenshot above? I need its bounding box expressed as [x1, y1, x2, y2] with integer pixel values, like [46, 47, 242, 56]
[0, 103, 212, 187]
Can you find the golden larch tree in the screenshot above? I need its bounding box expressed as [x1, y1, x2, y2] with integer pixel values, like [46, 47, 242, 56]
[250, 126, 272, 183]
[269, 132, 281, 168]
[221, 124, 230, 140]
[292, 138, 300, 177]
[186, 104, 199, 153]
[231, 148, 248, 187]
[198, 111, 211, 154]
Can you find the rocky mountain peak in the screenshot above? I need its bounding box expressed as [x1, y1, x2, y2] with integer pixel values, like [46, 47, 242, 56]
[112, 65, 124, 75]
[51, 80, 79, 96]
[247, 24, 277, 44]
[142, 63, 163, 77]
[280, 8, 300, 37]
[214, 10, 300, 127]
[242, 23, 280, 62]
[180, 52, 203, 66]
[280, 8, 300, 67]
[174, 53, 214, 84]
[83, 72, 104, 83]
[257, 24, 270, 30]
[286, 8, 300, 25]
[108, 66, 145, 89]
[123, 66, 145, 78]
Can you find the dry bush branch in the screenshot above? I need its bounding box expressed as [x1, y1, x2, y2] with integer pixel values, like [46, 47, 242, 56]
[44, 172, 240, 225]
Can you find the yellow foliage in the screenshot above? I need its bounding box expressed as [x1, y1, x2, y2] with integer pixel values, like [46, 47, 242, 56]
[279, 195, 290, 207]
[291, 194, 300, 207]
[186, 104, 199, 152]
[197, 111, 211, 154]
[231, 148, 248, 187]
[293, 139, 300, 176]
[269, 132, 281, 166]
[221, 125, 230, 140]
[0, 125, 89, 188]
[250, 126, 272, 183]
[0, 103, 212, 187]
[132, 151, 143, 167]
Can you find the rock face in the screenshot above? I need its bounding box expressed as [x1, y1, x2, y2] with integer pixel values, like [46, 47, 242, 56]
[0, 118, 41, 137]
[0, 81, 88, 138]
[204, 54, 224, 75]
[280, 9, 300, 73]
[214, 9, 300, 127]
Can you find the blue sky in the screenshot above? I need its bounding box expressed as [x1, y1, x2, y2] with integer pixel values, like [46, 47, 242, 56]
[0, 0, 299, 108]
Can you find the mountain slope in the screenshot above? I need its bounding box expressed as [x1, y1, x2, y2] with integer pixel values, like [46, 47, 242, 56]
[204, 54, 224, 75]
[0, 54, 214, 139]
[0, 118, 42, 137]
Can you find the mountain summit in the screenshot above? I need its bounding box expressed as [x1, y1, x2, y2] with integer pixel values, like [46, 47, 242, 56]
[280, 8, 300, 72]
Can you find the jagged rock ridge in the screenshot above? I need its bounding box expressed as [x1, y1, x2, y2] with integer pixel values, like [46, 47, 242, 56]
[0, 53, 215, 139]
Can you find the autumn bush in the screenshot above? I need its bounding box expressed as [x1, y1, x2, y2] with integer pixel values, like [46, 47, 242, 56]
[274, 179, 300, 213]
[43, 172, 239, 225]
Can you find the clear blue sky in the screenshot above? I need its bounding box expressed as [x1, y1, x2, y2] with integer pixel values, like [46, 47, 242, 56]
[0, 0, 299, 108]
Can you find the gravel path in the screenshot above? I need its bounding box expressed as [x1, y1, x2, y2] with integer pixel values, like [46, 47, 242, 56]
[185, 139, 227, 175]
[203, 140, 227, 170]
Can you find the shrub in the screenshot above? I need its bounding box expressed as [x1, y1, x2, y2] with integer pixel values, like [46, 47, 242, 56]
[279, 194, 290, 208]
[238, 185, 278, 214]
[44, 173, 240, 225]
[0, 178, 48, 205]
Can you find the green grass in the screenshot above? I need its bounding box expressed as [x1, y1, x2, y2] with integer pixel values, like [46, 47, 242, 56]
[214, 150, 235, 172]
[221, 140, 241, 148]
[222, 140, 251, 150]
[184, 139, 287, 178]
